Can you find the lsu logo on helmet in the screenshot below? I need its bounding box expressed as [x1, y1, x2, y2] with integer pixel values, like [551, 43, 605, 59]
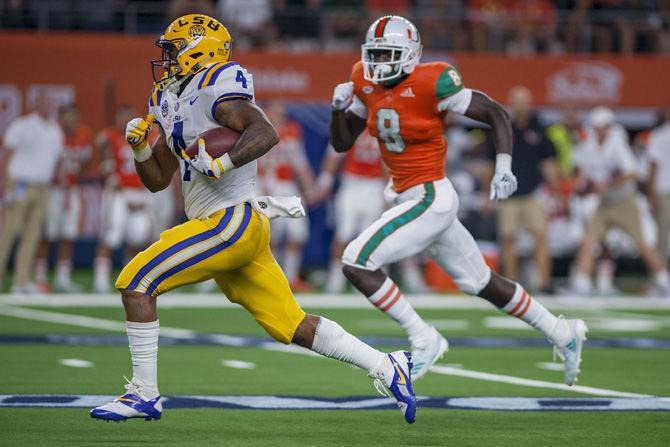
[151, 14, 232, 89]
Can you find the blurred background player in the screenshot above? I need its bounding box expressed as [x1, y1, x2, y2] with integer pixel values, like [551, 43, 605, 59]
[571, 107, 670, 296]
[93, 105, 153, 293]
[547, 105, 582, 178]
[35, 103, 92, 292]
[488, 86, 561, 293]
[315, 130, 386, 293]
[647, 105, 670, 263]
[0, 93, 63, 293]
[257, 100, 316, 291]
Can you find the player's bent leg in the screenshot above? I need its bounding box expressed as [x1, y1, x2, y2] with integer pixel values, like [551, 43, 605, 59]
[430, 218, 588, 385]
[293, 313, 417, 424]
[91, 290, 162, 422]
[341, 181, 457, 378]
[93, 204, 256, 421]
[216, 241, 417, 423]
[215, 244, 304, 344]
[341, 262, 446, 380]
[480, 273, 588, 385]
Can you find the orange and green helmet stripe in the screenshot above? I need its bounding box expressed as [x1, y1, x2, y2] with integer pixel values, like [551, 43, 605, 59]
[374, 16, 392, 38]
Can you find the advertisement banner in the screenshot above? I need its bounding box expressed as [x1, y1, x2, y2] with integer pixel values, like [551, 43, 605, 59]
[2, 32, 670, 132]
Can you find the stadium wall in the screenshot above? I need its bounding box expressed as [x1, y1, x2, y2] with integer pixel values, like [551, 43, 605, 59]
[3, 32, 670, 133]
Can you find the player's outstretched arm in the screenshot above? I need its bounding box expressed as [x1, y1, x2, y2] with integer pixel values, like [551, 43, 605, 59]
[464, 91, 513, 156]
[213, 100, 279, 167]
[464, 91, 517, 201]
[134, 126, 179, 192]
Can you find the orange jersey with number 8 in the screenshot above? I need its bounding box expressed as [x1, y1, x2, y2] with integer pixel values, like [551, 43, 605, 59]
[351, 61, 464, 192]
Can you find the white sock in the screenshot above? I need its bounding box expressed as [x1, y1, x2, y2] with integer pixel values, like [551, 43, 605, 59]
[367, 277, 429, 339]
[283, 247, 301, 283]
[325, 259, 346, 293]
[94, 257, 111, 291]
[502, 283, 569, 345]
[655, 270, 670, 290]
[126, 320, 160, 399]
[311, 317, 389, 375]
[35, 258, 48, 284]
[56, 259, 72, 286]
[572, 271, 592, 295]
[596, 259, 615, 293]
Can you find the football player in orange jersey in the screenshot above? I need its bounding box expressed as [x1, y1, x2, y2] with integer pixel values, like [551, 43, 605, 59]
[330, 15, 588, 385]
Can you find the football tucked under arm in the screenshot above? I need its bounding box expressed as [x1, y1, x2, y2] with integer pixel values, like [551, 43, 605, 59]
[180, 127, 240, 179]
[183, 127, 240, 160]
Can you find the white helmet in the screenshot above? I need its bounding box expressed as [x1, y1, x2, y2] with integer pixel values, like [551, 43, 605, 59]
[362, 15, 422, 84]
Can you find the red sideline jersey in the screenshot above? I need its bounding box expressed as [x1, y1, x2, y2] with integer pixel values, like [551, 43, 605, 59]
[258, 121, 307, 182]
[100, 127, 144, 189]
[343, 129, 384, 179]
[59, 125, 93, 186]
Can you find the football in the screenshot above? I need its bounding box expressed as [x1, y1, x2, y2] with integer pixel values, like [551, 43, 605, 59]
[184, 126, 240, 159]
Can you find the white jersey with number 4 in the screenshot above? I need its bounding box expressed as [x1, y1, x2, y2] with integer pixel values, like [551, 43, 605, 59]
[148, 61, 256, 219]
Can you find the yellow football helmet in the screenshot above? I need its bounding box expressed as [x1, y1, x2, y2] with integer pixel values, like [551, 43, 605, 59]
[151, 14, 232, 88]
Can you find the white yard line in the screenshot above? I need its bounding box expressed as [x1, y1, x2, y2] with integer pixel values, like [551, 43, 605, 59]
[1, 304, 663, 400]
[221, 360, 256, 369]
[429, 365, 652, 398]
[0, 305, 209, 340]
[1, 294, 670, 310]
[59, 358, 94, 368]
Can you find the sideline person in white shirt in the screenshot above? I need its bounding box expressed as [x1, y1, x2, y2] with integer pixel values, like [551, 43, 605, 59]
[0, 94, 64, 293]
[647, 106, 670, 260]
[571, 107, 670, 296]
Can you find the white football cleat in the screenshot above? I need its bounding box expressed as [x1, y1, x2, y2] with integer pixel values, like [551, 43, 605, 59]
[90, 379, 162, 422]
[553, 317, 588, 386]
[410, 326, 449, 380]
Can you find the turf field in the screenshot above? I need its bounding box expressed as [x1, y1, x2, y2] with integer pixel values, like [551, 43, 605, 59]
[1, 293, 669, 446]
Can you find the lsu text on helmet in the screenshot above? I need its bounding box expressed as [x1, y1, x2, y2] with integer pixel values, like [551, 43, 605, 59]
[151, 14, 232, 89]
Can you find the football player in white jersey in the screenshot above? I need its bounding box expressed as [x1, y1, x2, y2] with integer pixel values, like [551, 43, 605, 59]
[91, 14, 417, 424]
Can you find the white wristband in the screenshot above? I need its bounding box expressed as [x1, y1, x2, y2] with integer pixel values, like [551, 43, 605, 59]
[219, 153, 235, 172]
[133, 144, 153, 163]
[495, 153, 512, 172]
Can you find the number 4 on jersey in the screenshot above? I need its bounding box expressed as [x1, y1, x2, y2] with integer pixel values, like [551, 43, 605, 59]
[236, 70, 248, 89]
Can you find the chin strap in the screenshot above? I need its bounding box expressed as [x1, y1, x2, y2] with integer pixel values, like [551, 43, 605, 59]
[164, 54, 219, 93]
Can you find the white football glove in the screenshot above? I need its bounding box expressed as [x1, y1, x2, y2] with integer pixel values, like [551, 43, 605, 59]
[332, 81, 354, 111]
[126, 114, 154, 162]
[180, 138, 233, 179]
[489, 154, 518, 201]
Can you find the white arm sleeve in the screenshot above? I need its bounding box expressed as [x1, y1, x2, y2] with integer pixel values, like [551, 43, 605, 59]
[347, 95, 367, 119]
[436, 88, 473, 114]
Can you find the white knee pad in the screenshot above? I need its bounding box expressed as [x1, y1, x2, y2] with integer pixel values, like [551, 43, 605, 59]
[427, 218, 492, 296]
[453, 265, 491, 296]
[342, 238, 374, 270]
